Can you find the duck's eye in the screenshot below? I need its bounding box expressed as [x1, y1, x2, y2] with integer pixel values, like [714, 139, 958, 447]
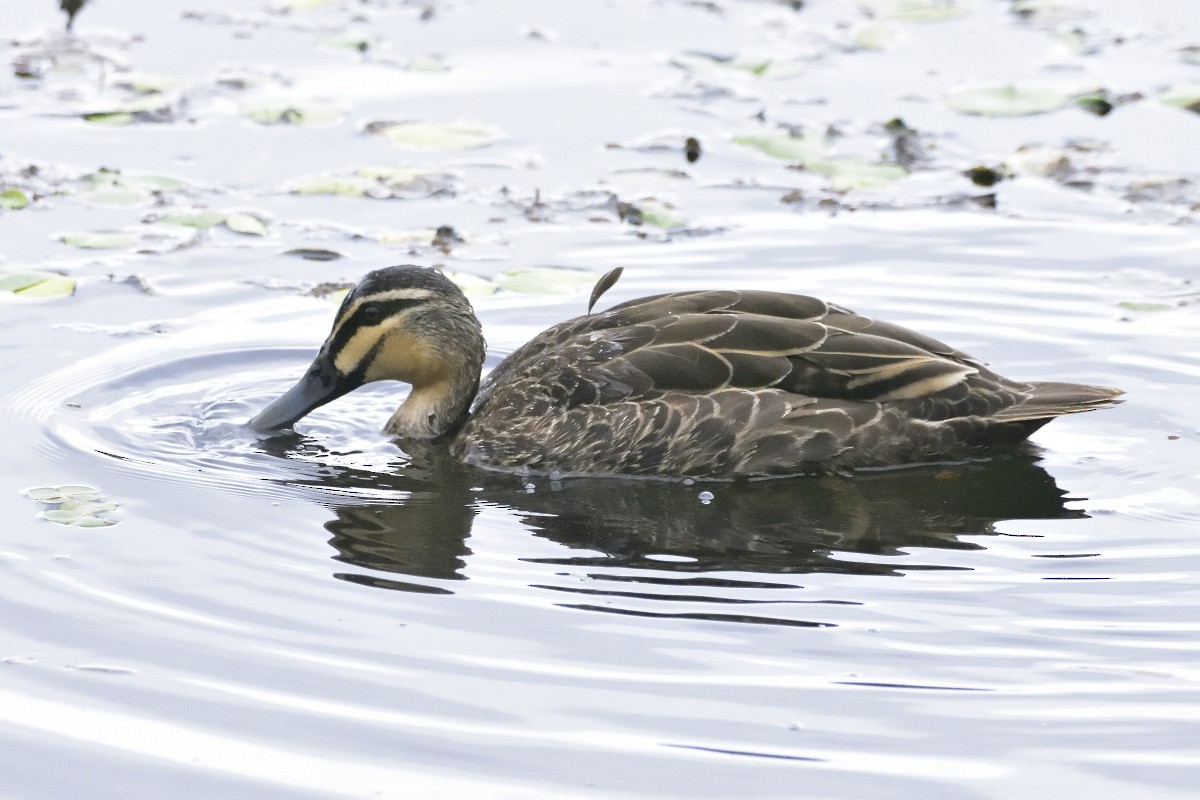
[362, 304, 382, 323]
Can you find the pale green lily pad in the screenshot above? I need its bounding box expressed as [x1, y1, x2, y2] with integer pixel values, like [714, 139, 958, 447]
[1161, 84, 1200, 114]
[290, 175, 378, 197]
[77, 170, 189, 207]
[733, 130, 826, 162]
[946, 85, 1073, 117]
[155, 210, 227, 228]
[0, 271, 77, 298]
[241, 100, 341, 126]
[406, 54, 450, 73]
[807, 159, 909, 190]
[635, 199, 686, 228]
[377, 229, 439, 245]
[82, 94, 176, 125]
[1005, 145, 1071, 177]
[224, 212, 269, 236]
[445, 271, 498, 299]
[325, 32, 376, 51]
[862, 0, 966, 22]
[1, 189, 29, 210]
[1118, 301, 1174, 312]
[83, 112, 136, 125]
[498, 267, 597, 295]
[855, 23, 899, 50]
[370, 121, 502, 150]
[290, 166, 454, 198]
[670, 52, 804, 80]
[26, 484, 118, 527]
[61, 232, 137, 249]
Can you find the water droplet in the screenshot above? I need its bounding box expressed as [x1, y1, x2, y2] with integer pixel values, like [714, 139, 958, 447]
[698, 490, 714, 503]
[682, 478, 695, 486]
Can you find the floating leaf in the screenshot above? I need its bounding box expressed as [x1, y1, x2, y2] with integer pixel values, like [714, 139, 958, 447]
[83, 112, 136, 125]
[289, 174, 378, 197]
[1075, 90, 1113, 116]
[61, 232, 137, 249]
[634, 199, 686, 228]
[862, 0, 966, 22]
[1, 271, 76, 297]
[670, 52, 803, 79]
[1005, 145, 1071, 178]
[807, 159, 909, 190]
[224, 213, 269, 236]
[77, 170, 189, 207]
[27, 484, 118, 527]
[0, 189, 29, 210]
[497, 267, 598, 295]
[241, 100, 341, 125]
[369, 121, 502, 150]
[733, 130, 826, 162]
[155, 210, 227, 228]
[112, 72, 185, 94]
[325, 32, 375, 51]
[946, 85, 1073, 117]
[406, 54, 450, 73]
[855, 23, 898, 50]
[445, 271, 498, 299]
[1118, 299, 1176, 311]
[377, 228, 438, 245]
[1161, 84, 1200, 114]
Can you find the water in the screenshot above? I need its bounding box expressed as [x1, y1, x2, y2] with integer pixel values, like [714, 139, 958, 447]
[2, 0, 1199, 797]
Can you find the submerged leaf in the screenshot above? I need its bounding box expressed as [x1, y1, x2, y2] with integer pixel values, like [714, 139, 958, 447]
[369, 121, 502, 150]
[947, 85, 1073, 117]
[498, 267, 598, 295]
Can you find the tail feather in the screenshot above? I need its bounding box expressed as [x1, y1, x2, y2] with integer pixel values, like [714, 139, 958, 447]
[993, 381, 1124, 423]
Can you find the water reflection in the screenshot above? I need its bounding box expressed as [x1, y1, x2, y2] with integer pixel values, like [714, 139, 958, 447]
[271, 442, 1084, 600]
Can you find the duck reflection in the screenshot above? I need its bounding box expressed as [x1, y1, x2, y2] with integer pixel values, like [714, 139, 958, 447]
[269, 436, 1083, 595]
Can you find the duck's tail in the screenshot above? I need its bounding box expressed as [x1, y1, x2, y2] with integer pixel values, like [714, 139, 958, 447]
[994, 381, 1124, 424]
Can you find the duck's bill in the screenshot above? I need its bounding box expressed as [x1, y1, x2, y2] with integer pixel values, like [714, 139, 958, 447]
[247, 351, 351, 433]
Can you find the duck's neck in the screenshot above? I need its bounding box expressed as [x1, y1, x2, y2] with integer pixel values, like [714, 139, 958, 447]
[384, 371, 479, 440]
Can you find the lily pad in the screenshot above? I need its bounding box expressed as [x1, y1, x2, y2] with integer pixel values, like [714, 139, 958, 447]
[855, 23, 899, 50]
[224, 212, 269, 236]
[112, 72, 185, 94]
[1005, 145, 1071, 178]
[807, 159, 909, 190]
[498, 267, 599, 295]
[0, 189, 29, 210]
[290, 166, 455, 198]
[733, 130, 826, 162]
[633, 199, 686, 228]
[82, 94, 177, 125]
[82, 112, 136, 125]
[368, 121, 502, 150]
[0, 270, 76, 297]
[77, 170, 189, 207]
[445, 271, 499, 299]
[1161, 84, 1200, 114]
[946, 85, 1073, 117]
[155, 210, 227, 228]
[61, 231, 137, 249]
[26, 484, 118, 526]
[377, 229, 439, 245]
[862, 0, 966, 22]
[1118, 301, 1174, 312]
[289, 174, 378, 197]
[669, 52, 804, 80]
[241, 100, 342, 126]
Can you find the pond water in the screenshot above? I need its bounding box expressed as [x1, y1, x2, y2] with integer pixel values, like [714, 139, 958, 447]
[2, 0, 1199, 797]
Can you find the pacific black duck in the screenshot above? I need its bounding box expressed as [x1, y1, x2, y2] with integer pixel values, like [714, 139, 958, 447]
[249, 265, 1122, 477]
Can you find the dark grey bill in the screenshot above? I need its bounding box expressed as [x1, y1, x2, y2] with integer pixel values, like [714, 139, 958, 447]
[247, 350, 351, 433]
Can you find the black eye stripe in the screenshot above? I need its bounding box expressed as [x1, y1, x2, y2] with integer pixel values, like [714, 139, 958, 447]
[327, 297, 426, 358]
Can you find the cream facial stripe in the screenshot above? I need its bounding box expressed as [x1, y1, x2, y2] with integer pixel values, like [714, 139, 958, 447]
[328, 287, 435, 343]
[333, 315, 407, 376]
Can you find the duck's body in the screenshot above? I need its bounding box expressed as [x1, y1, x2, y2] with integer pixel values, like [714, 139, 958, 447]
[249, 265, 1121, 478]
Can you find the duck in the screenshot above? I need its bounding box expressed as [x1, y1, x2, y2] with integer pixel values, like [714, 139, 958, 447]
[248, 264, 1122, 478]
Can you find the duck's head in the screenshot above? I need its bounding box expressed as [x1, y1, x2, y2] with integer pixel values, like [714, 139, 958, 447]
[248, 265, 486, 439]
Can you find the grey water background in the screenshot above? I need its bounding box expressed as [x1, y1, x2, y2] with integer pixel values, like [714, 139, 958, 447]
[2, 0, 1199, 797]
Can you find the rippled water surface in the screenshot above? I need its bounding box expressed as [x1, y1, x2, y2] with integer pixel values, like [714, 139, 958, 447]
[2, 0, 1200, 797]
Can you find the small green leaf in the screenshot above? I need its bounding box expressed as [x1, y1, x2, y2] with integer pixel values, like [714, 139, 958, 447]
[947, 85, 1074, 117]
[445, 272, 498, 299]
[1, 272, 76, 297]
[370, 121, 502, 150]
[43, 509, 85, 524]
[70, 516, 117, 528]
[733, 130, 827, 162]
[855, 23, 899, 50]
[113, 72, 184, 94]
[55, 485, 101, 500]
[83, 112, 136, 125]
[1, 189, 30, 210]
[497, 267, 598, 295]
[1161, 83, 1200, 114]
[670, 52, 803, 79]
[377, 229, 438, 245]
[862, 0, 966, 22]
[807, 159, 909, 190]
[25, 487, 67, 502]
[77, 170, 188, 207]
[156, 211, 227, 228]
[224, 213, 269, 236]
[1118, 301, 1174, 312]
[289, 175, 378, 197]
[241, 100, 341, 126]
[634, 199, 686, 228]
[61, 232, 137, 249]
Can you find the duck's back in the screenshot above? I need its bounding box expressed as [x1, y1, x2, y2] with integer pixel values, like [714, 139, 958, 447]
[452, 290, 1120, 477]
